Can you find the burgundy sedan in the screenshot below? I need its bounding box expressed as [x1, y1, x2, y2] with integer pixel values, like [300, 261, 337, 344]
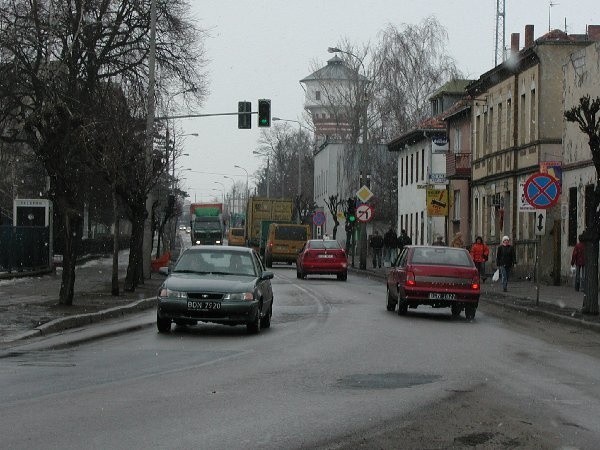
[386, 245, 480, 319]
[296, 239, 348, 281]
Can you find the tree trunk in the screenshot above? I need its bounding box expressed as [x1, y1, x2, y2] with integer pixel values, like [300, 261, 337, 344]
[59, 211, 82, 305]
[332, 220, 339, 239]
[125, 207, 146, 292]
[581, 185, 600, 315]
[111, 185, 120, 296]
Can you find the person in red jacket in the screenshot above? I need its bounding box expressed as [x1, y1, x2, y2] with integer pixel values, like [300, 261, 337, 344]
[470, 236, 490, 281]
[571, 235, 585, 291]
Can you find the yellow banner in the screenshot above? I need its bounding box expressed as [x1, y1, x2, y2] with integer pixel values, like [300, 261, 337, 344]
[426, 189, 448, 216]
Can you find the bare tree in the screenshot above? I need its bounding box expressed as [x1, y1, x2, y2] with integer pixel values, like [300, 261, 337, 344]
[0, 0, 207, 303]
[323, 194, 344, 239]
[565, 95, 600, 315]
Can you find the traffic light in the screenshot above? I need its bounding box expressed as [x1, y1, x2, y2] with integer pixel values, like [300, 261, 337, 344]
[257, 99, 271, 127]
[238, 101, 251, 129]
[345, 197, 356, 224]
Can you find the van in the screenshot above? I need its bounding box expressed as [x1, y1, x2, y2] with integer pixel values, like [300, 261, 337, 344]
[264, 223, 311, 267]
[227, 227, 246, 246]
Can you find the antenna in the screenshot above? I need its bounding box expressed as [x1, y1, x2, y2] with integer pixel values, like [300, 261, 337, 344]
[494, 0, 506, 67]
[549, 1, 559, 31]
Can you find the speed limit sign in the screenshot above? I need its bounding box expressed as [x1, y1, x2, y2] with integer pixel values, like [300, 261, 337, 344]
[356, 204, 374, 223]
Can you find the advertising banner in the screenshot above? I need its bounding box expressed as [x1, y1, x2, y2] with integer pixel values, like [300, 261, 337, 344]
[426, 189, 448, 216]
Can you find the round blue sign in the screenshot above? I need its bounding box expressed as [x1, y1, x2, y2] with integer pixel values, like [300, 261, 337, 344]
[524, 173, 560, 209]
[312, 211, 325, 226]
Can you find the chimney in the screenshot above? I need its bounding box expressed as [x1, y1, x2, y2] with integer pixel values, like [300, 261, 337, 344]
[525, 25, 534, 47]
[511, 33, 520, 54]
[588, 25, 600, 41]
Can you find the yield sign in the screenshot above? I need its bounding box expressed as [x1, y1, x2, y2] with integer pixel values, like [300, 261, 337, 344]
[523, 173, 560, 209]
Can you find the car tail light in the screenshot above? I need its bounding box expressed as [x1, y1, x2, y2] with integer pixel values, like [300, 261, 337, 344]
[268, 241, 273, 248]
[471, 276, 480, 290]
[406, 271, 416, 286]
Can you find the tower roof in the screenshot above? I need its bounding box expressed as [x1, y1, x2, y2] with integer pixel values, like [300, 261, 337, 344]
[300, 55, 368, 83]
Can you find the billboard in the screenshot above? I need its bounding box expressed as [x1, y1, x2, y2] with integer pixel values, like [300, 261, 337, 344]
[426, 189, 448, 216]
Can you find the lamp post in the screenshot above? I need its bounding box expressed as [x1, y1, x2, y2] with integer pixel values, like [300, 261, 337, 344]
[328, 46, 370, 270]
[213, 181, 225, 205]
[233, 164, 249, 208]
[252, 150, 270, 198]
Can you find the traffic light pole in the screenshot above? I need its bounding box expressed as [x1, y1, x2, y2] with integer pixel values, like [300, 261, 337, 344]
[359, 98, 369, 271]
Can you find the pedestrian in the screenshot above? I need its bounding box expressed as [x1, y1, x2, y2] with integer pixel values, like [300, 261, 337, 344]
[383, 226, 397, 265]
[571, 234, 585, 291]
[496, 235, 516, 292]
[369, 230, 384, 268]
[397, 229, 412, 254]
[432, 235, 445, 246]
[470, 236, 490, 282]
[450, 232, 464, 248]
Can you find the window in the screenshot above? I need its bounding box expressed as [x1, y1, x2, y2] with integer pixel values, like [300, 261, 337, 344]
[400, 157, 404, 186]
[506, 98, 512, 147]
[567, 187, 577, 246]
[421, 149, 425, 180]
[453, 190, 461, 221]
[420, 211, 424, 245]
[415, 152, 419, 182]
[410, 154, 414, 184]
[315, 90, 321, 101]
[497, 102, 503, 151]
[520, 93, 526, 144]
[530, 89, 536, 141]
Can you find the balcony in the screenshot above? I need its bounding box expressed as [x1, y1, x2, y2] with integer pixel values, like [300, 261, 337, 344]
[446, 152, 472, 179]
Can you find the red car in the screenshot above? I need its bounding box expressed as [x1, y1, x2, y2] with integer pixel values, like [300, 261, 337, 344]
[296, 239, 348, 281]
[386, 245, 480, 319]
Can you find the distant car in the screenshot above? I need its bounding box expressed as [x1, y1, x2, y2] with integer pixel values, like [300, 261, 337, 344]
[386, 245, 480, 319]
[185, 226, 191, 234]
[296, 239, 348, 281]
[179, 225, 186, 231]
[156, 246, 274, 334]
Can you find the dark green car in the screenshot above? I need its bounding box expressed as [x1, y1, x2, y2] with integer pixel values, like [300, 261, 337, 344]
[157, 246, 274, 334]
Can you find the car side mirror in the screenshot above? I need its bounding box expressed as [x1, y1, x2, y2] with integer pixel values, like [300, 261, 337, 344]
[158, 266, 170, 276]
[261, 271, 274, 280]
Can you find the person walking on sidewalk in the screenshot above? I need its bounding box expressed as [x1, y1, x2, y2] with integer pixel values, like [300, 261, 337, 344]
[496, 235, 516, 292]
[571, 234, 585, 291]
[470, 236, 490, 282]
[397, 229, 412, 253]
[450, 232, 464, 248]
[383, 226, 397, 265]
[369, 230, 384, 268]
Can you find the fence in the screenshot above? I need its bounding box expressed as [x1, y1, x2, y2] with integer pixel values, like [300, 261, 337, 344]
[0, 225, 50, 272]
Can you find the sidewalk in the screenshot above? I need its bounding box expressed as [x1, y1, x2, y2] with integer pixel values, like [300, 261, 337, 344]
[349, 263, 600, 331]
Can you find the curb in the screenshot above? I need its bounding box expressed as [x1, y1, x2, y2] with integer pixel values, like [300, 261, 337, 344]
[2, 297, 156, 344]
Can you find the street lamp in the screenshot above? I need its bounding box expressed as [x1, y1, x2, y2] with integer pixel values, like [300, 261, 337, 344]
[212, 182, 225, 205]
[233, 164, 249, 208]
[252, 150, 270, 198]
[328, 46, 370, 270]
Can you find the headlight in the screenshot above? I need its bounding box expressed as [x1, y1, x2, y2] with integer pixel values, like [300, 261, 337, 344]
[223, 292, 254, 301]
[215, 240, 222, 244]
[159, 288, 188, 299]
[195, 240, 201, 244]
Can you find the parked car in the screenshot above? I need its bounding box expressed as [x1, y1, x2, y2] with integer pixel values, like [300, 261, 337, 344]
[296, 239, 348, 281]
[156, 246, 274, 334]
[386, 245, 480, 319]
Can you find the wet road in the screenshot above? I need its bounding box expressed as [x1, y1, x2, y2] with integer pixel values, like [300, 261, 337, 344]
[2, 266, 600, 449]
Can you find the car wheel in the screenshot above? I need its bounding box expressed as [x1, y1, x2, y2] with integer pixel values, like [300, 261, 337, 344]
[157, 313, 172, 333]
[337, 272, 347, 281]
[451, 304, 462, 318]
[386, 287, 396, 311]
[465, 305, 477, 320]
[397, 288, 408, 315]
[260, 304, 272, 329]
[247, 304, 262, 334]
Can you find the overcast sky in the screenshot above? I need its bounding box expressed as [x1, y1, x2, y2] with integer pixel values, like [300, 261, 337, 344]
[177, 0, 597, 203]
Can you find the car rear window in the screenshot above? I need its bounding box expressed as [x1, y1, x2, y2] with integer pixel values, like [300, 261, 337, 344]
[309, 240, 341, 250]
[274, 226, 307, 241]
[411, 248, 472, 266]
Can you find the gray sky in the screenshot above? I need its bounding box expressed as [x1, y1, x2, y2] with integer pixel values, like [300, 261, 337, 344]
[177, 0, 597, 203]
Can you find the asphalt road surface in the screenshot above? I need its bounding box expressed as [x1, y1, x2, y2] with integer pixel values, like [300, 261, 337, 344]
[2, 265, 600, 449]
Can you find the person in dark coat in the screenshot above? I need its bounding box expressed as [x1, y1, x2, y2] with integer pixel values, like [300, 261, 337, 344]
[571, 235, 585, 291]
[397, 229, 412, 253]
[496, 235, 516, 292]
[383, 226, 397, 265]
[369, 230, 384, 268]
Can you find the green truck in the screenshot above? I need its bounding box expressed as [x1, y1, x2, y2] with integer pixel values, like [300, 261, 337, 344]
[190, 202, 224, 245]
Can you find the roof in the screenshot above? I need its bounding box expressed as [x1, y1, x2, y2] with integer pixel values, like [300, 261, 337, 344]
[300, 55, 368, 83]
[386, 114, 446, 151]
[440, 98, 472, 122]
[429, 79, 473, 100]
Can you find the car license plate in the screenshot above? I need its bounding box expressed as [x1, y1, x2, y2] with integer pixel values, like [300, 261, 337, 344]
[187, 301, 221, 310]
[318, 254, 334, 258]
[428, 293, 456, 300]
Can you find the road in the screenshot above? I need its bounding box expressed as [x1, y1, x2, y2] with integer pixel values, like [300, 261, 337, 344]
[2, 265, 600, 449]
